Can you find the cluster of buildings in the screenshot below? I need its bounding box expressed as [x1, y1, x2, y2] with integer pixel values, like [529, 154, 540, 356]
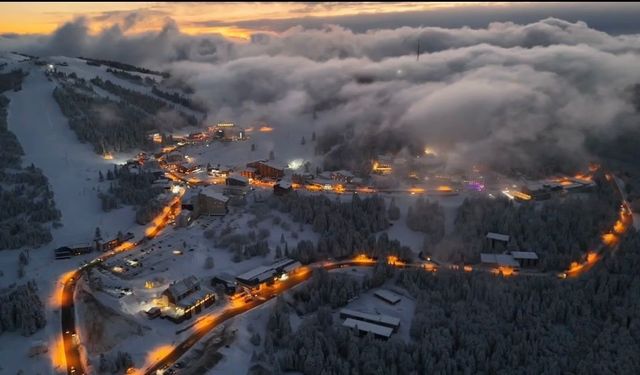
[477, 232, 540, 272]
[235, 258, 302, 291]
[146, 258, 303, 324]
[177, 186, 230, 226]
[340, 308, 401, 340]
[150, 276, 216, 323]
[54, 232, 135, 260]
[507, 175, 596, 201]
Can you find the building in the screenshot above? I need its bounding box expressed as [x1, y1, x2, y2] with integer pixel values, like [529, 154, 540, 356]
[163, 276, 200, 303]
[246, 160, 285, 179]
[207, 123, 246, 141]
[211, 274, 238, 295]
[226, 174, 248, 187]
[372, 155, 394, 175]
[374, 289, 402, 305]
[343, 318, 393, 340]
[480, 253, 521, 270]
[241, 167, 257, 180]
[144, 307, 161, 319]
[339, 308, 401, 332]
[235, 258, 301, 289]
[176, 210, 193, 227]
[161, 276, 215, 322]
[274, 179, 293, 196]
[330, 170, 355, 183]
[486, 232, 510, 250]
[196, 187, 229, 216]
[146, 131, 163, 144]
[165, 151, 185, 163]
[54, 243, 94, 259]
[101, 232, 134, 252]
[510, 251, 539, 268]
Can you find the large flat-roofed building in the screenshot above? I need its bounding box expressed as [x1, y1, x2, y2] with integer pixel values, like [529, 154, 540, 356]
[480, 253, 520, 269]
[486, 232, 509, 250]
[374, 289, 402, 305]
[510, 251, 539, 268]
[339, 308, 401, 332]
[343, 318, 393, 340]
[226, 174, 248, 187]
[235, 258, 301, 289]
[197, 187, 229, 216]
[247, 160, 285, 179]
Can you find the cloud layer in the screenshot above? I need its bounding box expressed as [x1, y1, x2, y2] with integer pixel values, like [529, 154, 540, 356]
[3, 17, 640, 174]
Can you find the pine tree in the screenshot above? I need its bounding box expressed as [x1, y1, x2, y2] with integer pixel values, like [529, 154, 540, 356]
[251, 143, 256, 151]
[269, 150, 275, 160]
[301, 136, 306, 145]
[99, 170, 104, 182]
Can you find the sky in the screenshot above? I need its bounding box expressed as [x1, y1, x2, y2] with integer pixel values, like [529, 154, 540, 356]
[0, 2, 504, 39]
[2, 2, 640, 174]
[4, 2, 640, 40]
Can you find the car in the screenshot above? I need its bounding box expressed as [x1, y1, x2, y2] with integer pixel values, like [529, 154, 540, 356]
[174, 361, 186, 369]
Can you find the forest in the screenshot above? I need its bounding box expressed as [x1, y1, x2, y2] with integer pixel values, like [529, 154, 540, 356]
[0, 280, 47, 336]
[446, 171, 619, 270]
[78, 57, 169, 77]
[91, 76, 198, 125]
[270, 193, 413, 262]
[257, 228, 640, 375]
[151, 86, 206, 113]
[97, 164, 166, 225]
[0, 70, 61, 250]
[106, 68, 155, 86]
[53, 78, 156, 153]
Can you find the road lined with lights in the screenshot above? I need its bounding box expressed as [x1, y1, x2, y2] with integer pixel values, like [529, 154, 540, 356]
[58, 195, 183, 375]
[57, 130, 633, 375]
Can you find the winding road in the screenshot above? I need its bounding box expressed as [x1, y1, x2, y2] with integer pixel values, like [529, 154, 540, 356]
[57, 153, 633, 375]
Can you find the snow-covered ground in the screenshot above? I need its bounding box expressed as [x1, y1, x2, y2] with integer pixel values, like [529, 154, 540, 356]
[0, 54, 462, 374]
[0, 63, 142, 374]
[338, 282, 416, 343]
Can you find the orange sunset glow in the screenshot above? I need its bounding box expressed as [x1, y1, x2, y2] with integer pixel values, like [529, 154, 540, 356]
[0, 2, 512, 38]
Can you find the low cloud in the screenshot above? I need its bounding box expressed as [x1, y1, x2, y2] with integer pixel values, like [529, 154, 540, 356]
[3, 16, 640, 174]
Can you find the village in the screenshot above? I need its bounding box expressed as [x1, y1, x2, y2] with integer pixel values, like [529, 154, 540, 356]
[48, 119, 620, 352]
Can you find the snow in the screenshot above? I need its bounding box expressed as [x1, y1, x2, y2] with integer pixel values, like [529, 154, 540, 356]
[0, 56, 462, 375]
[338, 283, 416, 343]
[6, 66, 137, 246]
[0, 65, 142, 375]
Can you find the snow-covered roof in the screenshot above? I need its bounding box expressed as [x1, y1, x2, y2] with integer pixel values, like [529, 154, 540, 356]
[200, 186, 229, 202]
[236, 265, 274, 283]
[236, 258, 300, 284]
[176, 289, 214, 309]
[374, 289, 401, 304]
[510, 251, 539, 260]
[165, 276, 199, 301]
[332, 170, 354, 177]
[480, 253, 520, 268]
[276, 179, 292, 189]
[340, 308, 400, 328]
[227, 173, 248, 183]
[486, 232, 510, 242]
[343, 318, 393, 338]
